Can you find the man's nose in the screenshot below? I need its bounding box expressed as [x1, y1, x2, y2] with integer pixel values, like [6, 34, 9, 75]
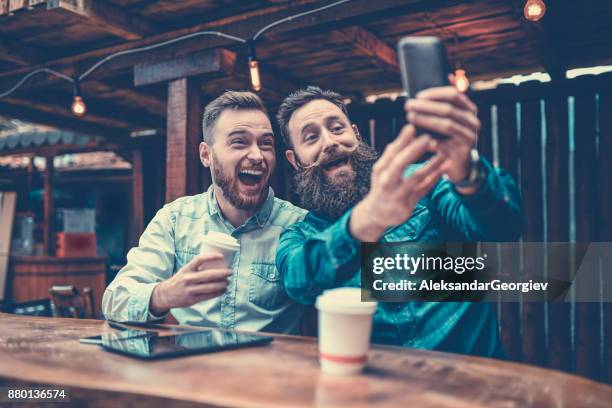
[246, 144, 264, 162]
[320, 128, 339, 150]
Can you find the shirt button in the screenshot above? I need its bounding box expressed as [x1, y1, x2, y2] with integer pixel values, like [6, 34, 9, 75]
[268, 273, 275, 280]
[225, 297, 232, 305]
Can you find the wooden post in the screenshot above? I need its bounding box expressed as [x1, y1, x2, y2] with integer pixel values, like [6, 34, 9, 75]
[130, 149, 144, 247]
[573, 91, 600, 380]
[496, 97, 522, 363]
[165, 77, 202, 203]
[43, 156, 54, 256]
[519, 89, 546, 368]
[546, 95, 571, 373]
[599, 93, 612, 384]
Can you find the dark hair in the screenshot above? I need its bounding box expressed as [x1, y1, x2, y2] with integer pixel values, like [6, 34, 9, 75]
[276, 86, 348, 148]
[202, 91, 268, 143]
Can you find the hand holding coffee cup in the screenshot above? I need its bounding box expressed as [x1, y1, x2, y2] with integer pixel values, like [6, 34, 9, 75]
[149, 234, 239, 315]
[200, 231, 240, 269]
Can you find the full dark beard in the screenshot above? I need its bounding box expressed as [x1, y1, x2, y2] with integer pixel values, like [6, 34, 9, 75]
[212, 153, 269, 211]
[293, 143, 378, 219]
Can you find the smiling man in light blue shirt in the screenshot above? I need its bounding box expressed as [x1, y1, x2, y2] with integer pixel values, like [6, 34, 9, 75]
[102, 91, 306, 333]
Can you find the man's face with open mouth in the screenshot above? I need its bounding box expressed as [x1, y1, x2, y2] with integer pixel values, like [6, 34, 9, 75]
[286, 99, 360, 185]
[207, 109, 276, 211]
[285, 99, 378, 218]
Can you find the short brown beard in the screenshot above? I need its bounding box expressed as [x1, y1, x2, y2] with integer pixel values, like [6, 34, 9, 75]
[212, 152, 269, 211]
[293, 142, 378, 219]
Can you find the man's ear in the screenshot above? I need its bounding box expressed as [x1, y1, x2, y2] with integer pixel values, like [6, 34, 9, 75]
[285, 150, 299, 170]
[352, 124, 362, 141]
[200, 142, 211, 167]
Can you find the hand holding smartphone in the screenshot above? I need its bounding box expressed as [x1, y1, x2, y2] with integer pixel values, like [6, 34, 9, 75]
[397, 36, 450, 139]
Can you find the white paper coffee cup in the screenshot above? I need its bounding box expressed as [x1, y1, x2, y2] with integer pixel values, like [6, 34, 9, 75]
[200, 231, 240, 269]
[315, 288, 377, 375]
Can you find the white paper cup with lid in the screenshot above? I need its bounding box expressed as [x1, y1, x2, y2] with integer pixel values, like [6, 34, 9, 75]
[200, 231, 240, 269]
[315, 287, 377, 375]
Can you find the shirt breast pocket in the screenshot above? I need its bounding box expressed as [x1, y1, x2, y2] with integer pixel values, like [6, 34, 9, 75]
[248, 262, 288, 311]
[174, 249, 198, 274]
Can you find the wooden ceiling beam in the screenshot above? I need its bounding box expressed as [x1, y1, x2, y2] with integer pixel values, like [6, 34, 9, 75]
[134, 49, 236, 86]
[0, 100, 128, 139]
[329, 26, 398, 73]
[0, 0, 425, 90]
[3, 84, 165, 130]
[47, 0, 155, 40]
[0, 35, 49, 66]
[3, 96, 134, 129]
[84, 80, 166, 117]
[0, 34, 167, 122]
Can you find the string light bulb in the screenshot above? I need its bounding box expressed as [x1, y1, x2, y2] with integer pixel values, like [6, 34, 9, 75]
[454, 68, 470, 93]
[71, 81, 86, 116]
[247, 41, 262, 92]
[524, 0, 546, 22]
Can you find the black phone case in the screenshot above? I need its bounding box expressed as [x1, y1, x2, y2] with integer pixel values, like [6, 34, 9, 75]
[398, 36, 450, 141]
[398, 36, 449, 98]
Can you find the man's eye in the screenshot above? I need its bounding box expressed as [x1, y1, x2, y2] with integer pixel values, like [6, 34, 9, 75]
[260, 140, 275, 149]
[231, 139, 246, 145]
[331, 125, 344, 133]
[305, 134, 318, 143]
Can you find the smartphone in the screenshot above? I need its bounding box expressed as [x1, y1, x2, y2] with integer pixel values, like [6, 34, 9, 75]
[397, 36, 450, 139]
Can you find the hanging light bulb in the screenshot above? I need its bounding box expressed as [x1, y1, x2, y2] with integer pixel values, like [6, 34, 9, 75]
[524, 0, 546, 22]
[247, 41, 262, 92]
[454, 68, 470, 93]
[71, 81, 86, 116]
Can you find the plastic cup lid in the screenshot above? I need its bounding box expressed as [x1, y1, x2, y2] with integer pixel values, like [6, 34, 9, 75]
[203, 231, 240, 251]
[316, 287, 377, 315]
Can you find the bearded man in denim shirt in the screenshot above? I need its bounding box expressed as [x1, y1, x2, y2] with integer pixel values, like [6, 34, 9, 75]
[103, 91, 306, 333]
[275, 86, 523, 357]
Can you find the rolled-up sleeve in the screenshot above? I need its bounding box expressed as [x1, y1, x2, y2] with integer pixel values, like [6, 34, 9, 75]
[429, 158, 524, 241]
[102, 206, 175, 322]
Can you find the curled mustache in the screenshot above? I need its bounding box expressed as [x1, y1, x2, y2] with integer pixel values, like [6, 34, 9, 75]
[296, 143, 359, 170]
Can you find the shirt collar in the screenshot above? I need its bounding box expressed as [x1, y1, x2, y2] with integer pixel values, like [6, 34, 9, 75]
[206, 185, 275, 228]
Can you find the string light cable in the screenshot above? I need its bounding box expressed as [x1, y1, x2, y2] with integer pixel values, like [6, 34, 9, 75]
[77, 31, 247, 82]
[252, 0, 352, 41]
[0, 0, 354, 105]
[0, 68, 74, 98]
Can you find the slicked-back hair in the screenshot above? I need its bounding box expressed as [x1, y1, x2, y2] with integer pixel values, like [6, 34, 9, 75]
[276, 86, 348, 148]
[202, 91, 268, 143]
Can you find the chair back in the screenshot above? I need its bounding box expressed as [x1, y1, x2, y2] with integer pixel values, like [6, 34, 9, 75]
[49, 285, 95, 319]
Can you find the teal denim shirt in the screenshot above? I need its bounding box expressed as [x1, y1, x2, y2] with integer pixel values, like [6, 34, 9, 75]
[103, 186, 307, 334]
[276, 158, 523, 357]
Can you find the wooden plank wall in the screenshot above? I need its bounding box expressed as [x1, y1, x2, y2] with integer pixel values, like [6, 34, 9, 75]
[350, 74, 612, 384]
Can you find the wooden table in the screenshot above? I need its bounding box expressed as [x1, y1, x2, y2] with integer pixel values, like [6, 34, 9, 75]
[0, 314, 610, 408]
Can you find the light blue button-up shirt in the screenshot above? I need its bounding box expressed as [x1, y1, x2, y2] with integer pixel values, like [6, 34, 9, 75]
[102, 186, 307, 334]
